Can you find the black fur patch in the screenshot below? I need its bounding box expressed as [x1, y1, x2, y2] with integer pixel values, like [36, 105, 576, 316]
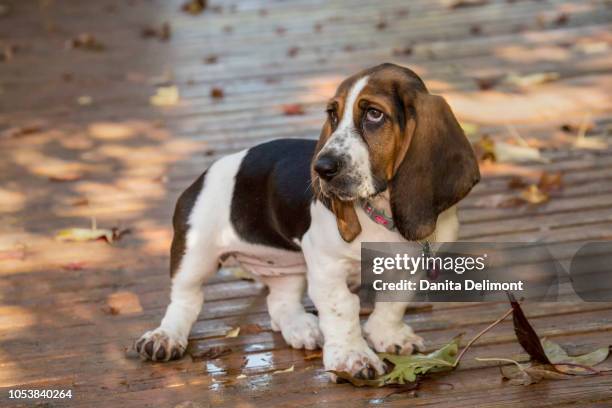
[230, 139, 315, 251]
[170, 171, 206, 277]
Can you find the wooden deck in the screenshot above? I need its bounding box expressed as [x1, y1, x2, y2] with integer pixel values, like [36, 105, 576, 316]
[1, 0, 612, 406]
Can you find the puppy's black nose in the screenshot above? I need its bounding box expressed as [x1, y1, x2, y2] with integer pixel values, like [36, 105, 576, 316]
[314, 155, 342, 181]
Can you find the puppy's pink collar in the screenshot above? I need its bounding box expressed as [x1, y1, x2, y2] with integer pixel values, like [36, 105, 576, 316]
[361, 200, 396, 231]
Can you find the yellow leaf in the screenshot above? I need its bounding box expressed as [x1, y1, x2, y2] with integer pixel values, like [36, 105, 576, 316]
[56, 227, 114, 243]
[520, 185, 549, 204]
[150, 86, 179, 107]
[272, 365, 294, 374]
[225, 327, 240, 338]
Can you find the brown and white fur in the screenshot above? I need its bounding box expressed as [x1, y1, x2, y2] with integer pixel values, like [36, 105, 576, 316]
[135, 63, 480, 381]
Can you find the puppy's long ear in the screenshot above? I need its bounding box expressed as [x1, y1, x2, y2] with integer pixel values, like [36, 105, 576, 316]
[311, 120, 362, 242]
[390, 93, 480, 241]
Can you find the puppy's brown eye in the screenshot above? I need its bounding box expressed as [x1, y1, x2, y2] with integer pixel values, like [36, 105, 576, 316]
[365, 108, 384, 123]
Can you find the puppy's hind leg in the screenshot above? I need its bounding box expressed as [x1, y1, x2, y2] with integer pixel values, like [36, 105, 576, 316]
[261, 274, 323, 350]
[137, 175, 219, 362]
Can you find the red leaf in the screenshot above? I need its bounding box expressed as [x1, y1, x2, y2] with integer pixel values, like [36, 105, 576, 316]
[282, 104, 305, 115]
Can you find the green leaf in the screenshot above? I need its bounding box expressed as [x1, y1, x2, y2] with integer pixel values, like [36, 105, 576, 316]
[379, 336, 460, 385]
[328, 336, 461, 387]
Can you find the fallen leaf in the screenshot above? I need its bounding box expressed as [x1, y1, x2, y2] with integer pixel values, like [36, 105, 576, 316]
[508, 294, 551, 364]
[537, 172, 563, 193]
[1, 125, 42, 138]
[507, 176, 528, 190]
[287, 46, 299, 57]
[72, 197, 89, 206]
[199, 346, 232, 359]
[282, 104, 305, 115]
[460, 122, 480, 138]
[447, 0, 489, 9]
[505, 72, 560, 87]
[273, 365, 294, 374]
[375, 19, 388, 30]
[470, 24, 482, 35]
[66, 33, 105, 51]
[541, 338, 609, 367]
[203, 54, 218, 64]
[576, 41, 609, 55]
[49, 172, 82, 182]
[304, 351, 323, 361]
[61, 261, 86, 271]
[55, 226, 130, 244]
[141, 22, 171, 41]
[210, 87, 224, 99]
[474, 76, 499, 90]
[77, 96, 93, 106]
[495, 141, 546, 163]
[392, 46, 413, 56]
[181, 0, 207, 14]
[225, 327, 240, 338]
[554, 12, 569, 26]
[241, 324, 265, 335]
[105, 291, 142, 315]
[520, 185, 549, 205]
[150, 86, 179, 106]
[331, 336, 460, 387]
[574, 134, 608, 150]
[472, 135, 495, 161]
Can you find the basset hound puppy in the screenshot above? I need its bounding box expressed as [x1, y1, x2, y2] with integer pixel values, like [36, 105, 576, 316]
[136, 63, 480, 381]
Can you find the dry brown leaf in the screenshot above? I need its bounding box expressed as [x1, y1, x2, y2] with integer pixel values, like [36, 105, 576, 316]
[1, 125, 42, 138]
[66, 33, 106, 51]
[507, 176, 528, 190]
[210, 87, 224, 99]
[141, 23, 171, 41]
[181, 0, 207, 14]
[282, 104, 305, 115]
[537, 172, 563, 193]
[203, 54, 218, 64]
[225, 327, 240, 338]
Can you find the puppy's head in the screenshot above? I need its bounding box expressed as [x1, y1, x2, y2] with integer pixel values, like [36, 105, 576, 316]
[312, 63, 480, 242]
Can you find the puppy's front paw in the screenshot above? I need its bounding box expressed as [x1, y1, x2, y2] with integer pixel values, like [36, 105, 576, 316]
[135, 328, 186, 362]
[324, 340, 386, 382]
[277, 312, 323, 350]
[363, 320, 424, 355]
